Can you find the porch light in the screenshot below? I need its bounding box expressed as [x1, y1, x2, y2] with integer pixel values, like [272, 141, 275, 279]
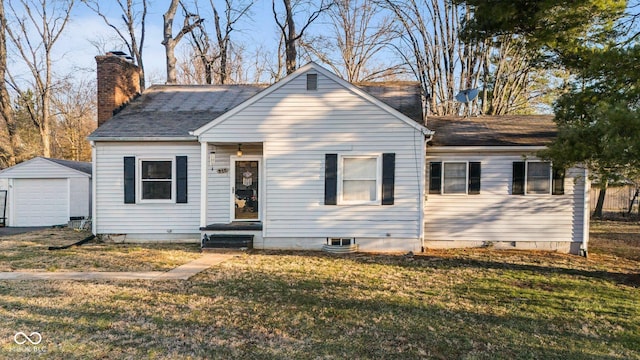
[237, 144, 243, 157]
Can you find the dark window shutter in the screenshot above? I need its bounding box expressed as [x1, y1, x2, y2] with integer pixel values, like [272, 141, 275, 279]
[429, 162, 442, 194]
[382, 153, 395, 205]
[552, 167, 565, 195]
[176, 156, 188, 203]
[468, 162, 481, 195]
[124, 156, 136, 204]
[324, 154, 338, 205]
[512, 161, 525, 195]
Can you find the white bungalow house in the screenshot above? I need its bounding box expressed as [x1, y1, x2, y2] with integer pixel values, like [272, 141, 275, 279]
[88, 54, 589, 255]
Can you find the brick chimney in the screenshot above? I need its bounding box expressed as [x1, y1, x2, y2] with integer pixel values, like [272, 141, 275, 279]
[95, 52, 141, 126]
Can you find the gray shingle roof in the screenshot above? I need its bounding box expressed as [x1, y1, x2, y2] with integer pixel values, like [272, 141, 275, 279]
[88, 85, 268, 140]
[357, 82, 423, 122]
[45, 157, 92, 175]
[88, 81, 557, 147]
[426, 115, 557, 146]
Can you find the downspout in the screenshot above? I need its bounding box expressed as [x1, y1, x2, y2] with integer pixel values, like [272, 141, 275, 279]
[90, 141, 97, 236]
[419, 129, 435, 253]
[581, 167, 590, 257]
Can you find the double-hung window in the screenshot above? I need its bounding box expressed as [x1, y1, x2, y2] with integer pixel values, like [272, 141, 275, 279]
[512, 161, 564, 195]
[429, 161, 481, 195]
[123, 156, 187, 204]
[526, 162, 551, 195]
[140, 160, 173, 201]
[443, 162, 468, 194]
[339, 155, 381, 204]
[324, 153, 395, 206]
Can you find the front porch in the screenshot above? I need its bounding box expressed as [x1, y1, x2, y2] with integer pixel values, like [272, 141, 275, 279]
[200, 222, 263, 249]
[199, 141, 264, 250]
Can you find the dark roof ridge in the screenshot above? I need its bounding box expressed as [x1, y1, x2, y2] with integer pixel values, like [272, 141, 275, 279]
[43, 157, 92, 175]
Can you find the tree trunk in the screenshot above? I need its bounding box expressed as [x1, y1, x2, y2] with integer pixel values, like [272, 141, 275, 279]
[283, 0, 297, 75]
[163, 0, 202, 84]
[628, 188, 638, 215]
[0, 1, 17, 166]
[593, 182, 607, 219]
[163, 0, 179, 84]
[212, 5, 228, 84]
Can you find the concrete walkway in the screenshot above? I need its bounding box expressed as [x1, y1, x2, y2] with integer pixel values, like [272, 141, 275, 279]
[0, 253, 234, 281]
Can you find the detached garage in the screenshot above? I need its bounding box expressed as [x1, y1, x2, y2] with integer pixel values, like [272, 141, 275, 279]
[0, 157, 91, 227]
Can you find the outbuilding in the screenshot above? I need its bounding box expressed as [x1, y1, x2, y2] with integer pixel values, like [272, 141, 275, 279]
[0, 157, 92, 227]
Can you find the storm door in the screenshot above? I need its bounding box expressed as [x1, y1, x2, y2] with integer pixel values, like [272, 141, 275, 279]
[231, 158, 260, 221]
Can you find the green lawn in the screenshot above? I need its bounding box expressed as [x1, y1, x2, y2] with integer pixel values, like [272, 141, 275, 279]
[0, 222, 638, 359]
[0, 228, 201, 272]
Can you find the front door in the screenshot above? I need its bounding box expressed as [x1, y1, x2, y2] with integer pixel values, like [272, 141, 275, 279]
[231, 157, 260, 221]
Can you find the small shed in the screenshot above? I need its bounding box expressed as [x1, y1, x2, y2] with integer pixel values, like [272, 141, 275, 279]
[0, 157, 92, 226]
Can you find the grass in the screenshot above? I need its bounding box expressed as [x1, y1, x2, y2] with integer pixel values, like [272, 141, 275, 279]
[0, 222, 638, 359]
[0, 228, 201, 272]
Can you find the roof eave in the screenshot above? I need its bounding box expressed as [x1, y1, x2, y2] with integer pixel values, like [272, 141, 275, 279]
[88, 136, 197, 142]
[427, 145, 548, 153]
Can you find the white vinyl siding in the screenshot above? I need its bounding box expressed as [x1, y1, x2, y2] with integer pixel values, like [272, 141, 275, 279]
[200, 71, 424, 243]
[425, 152, 586, 244]
[94, 142, 200, 236]
[69, 177, 91, 219]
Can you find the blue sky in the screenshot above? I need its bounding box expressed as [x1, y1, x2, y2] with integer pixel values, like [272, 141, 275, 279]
[18, 1, 283, 85]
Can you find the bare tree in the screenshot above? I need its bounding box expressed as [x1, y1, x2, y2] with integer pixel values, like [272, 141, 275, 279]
[272, 0, 333, 76]
[186, 0, 254, 84]
[50, 79, 95, 161]
[0, 1, 19, 167]
[13, 90, 43, 161]
[380, 0, 486, 118]
[5, 0, 74, 158]
[81, 0, 148, 90]
[301, 0, 403, 83]
[177, 40, 248, 84]
[473, 34, 565, 115]
[162, 0, 204, 84]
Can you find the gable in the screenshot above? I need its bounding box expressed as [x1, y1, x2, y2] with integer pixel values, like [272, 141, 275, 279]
[193, 63, 430, 139]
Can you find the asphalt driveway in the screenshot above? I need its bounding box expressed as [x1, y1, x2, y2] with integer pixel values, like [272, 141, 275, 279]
[0, 226, 49, 237]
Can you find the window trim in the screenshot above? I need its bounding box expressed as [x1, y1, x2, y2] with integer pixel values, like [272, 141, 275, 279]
[524, 161, 552, 196]
[138, 158, 175, 203]
[337, 154, 382, 205]
[441, 161, 469, 195]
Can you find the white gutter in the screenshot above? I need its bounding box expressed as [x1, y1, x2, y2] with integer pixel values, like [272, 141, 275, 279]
[87, 136, 196, 142]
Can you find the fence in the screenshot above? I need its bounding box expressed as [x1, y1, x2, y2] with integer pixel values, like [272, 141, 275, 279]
[590, 185, 639, 212]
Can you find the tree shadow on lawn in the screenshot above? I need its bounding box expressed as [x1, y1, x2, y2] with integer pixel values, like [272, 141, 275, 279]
[0, 279, 635, 360]
[411, 255, 640, 288]
[247, 249, 640, 288]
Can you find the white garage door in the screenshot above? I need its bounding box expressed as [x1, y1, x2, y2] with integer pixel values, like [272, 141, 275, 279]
[13, 179, 68, 226]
